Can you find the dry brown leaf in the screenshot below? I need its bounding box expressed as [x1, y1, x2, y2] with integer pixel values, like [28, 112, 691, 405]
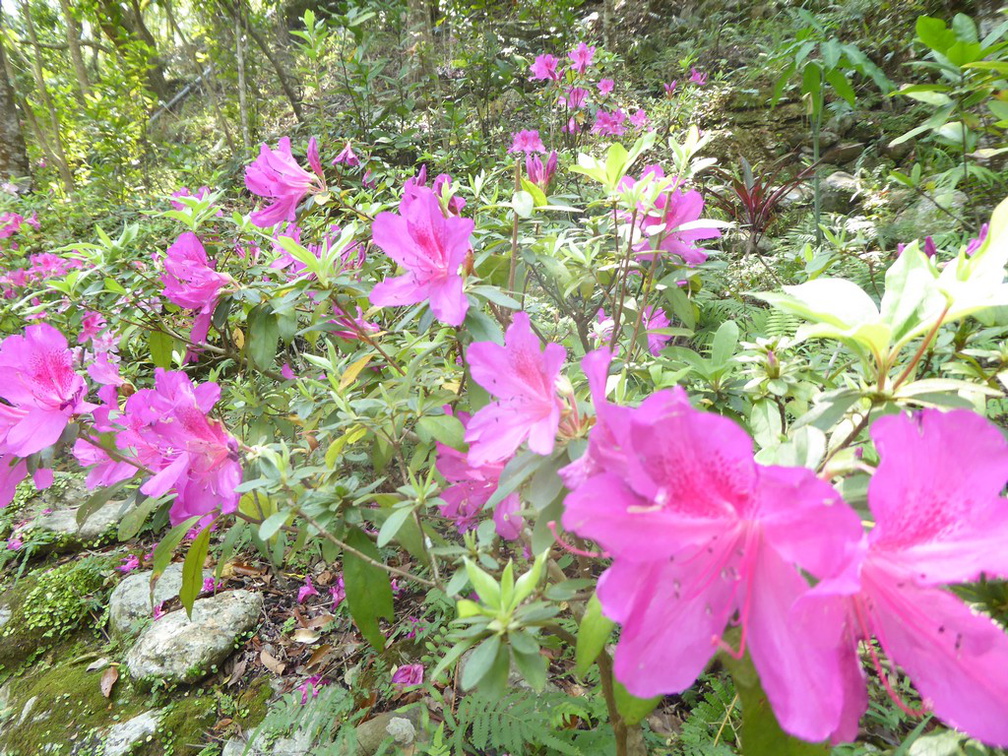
[260, 649, 285, 675]
[304, 644, 333, 671]
[306, 613, 335, 629]
[100, 666, 118, 698]
[227, 654, 248, 687]
[292, 628, 321, 644]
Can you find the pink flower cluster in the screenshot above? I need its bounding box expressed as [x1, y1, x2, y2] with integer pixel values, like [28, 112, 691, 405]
[244, 137, 326, 228]
[73, 369, 242, 526]
[562, 348, 1008, 745]
[0, 211, 39, 240]
[160, 232, 232, 350]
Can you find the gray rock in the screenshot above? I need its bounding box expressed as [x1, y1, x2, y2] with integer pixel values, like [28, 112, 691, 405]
[894, 190, 968, 237]
[822, 141, 864, 166]
[108, 564, 215, 639]
[819, 171, 860, 213]
[32, 498, 130, 551]
[103, 710, 161, 756]
[125, 590, 262, 686]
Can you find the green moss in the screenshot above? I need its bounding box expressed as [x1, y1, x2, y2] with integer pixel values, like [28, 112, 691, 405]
[0, 654, 145, 755]
[234, 676, 273, 730]
[146, 690, 217, 756]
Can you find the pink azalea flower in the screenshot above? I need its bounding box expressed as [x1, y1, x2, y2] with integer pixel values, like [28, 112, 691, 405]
[26, 253, 83, 282]
[329, 576, 346, 609]
[795, 410, 1008, 745]
[435, 410, 520, 538]
[664, 81, 678, 97]
[562, 86, 589, 109]
[529, 54, 560, 82]
[391, 663, 424, 688]
[465, 312, 566, 465]
[525, 151, 558, 191]
[152, 602, 166, 620]
[298, 674, 328, 704]
[244, 137, 326, 228]
[597, 78, 615, 96]
[591, 109, 627, 137]
[629, 109, 649, 129]
[508, 130, 546, 155]
[170, 186, 210, 211]
[689, 67, 708, 86]
[118, 554, 140, 573]
[160, 233, 232, 348]
[568, 42, 595, 74]
[280, 363, 295, 380]
[561, 349, 864, 741]
[432, 173, 466, 216]
[619, 166, 720, 265]
[642, 305, 671, 355]
[6, 536, 22, 551]
[26, 212, 39, 230]
[593, 308, 615, 346]
[966, 223, 989, 256]
[493, 495, 524, 540]
[74, 370, 242, 526]
[78, 311, 107, 344]
[0, 212, 25, 239]
[202, 576, 220, 593]
[332, 141, 360, 167]
[330, 305, 379, 341]
[0, 324, 90, 459]
[369, 186, 473, 327]
[298, 576, 319, 603]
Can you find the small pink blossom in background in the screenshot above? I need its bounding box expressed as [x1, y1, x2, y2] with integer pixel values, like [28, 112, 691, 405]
[26, 212, 39, 229]
[78, 311, 107, 344]
[280, 363, 295, 380]
[795, 409, 1008, 745]
[202, 576, 220, 593]
[563, 117, 581, 134]
[525, 151, 558, 191]
[529, 54, 560, 82]
[152, 602, 166, 620]
[6, 536, 21, 551]
[330, 306, 380, 341]
[966, 223, 989, 256]
[0, 323, 91, 460]
[664, 80, 678, 97]
[160, 232, 232, 349]
[298, 675, 328, 704]
[362, 170, 376, 189]
[924, 236, 937, 258]
[144, 546, 156, 562]
[245, 136, 326, 228]
[629, 109, 649, 129]
[391, 663, 424, 688]
[562, 86, 589, 109]
[332, 141, 360, 167]
[618, 165, 720, 265]
[406, 616, 424, 639]
[465, 311, 566, 465]
[508, 130, 546, 155]
[41, 508, 52, 515]
[118, 555, 140, 573]
[25, 253, 83, 282]
[298, 576, 319, 603]
[561, 348, 864, 741]
[170, 186, 210, 211]
[0, 212, 26, 239]
[597, 78, 615, 96]
[689, 67, 707, 85]
[591, 109, 627, 137]
[642, 305, 671, 355]
[369, 186, 473, 327]
[329, 576, 346, 609]
[432, 173, 466, 216]
[593, 308, 615, 345]
[436, 410, 520, 537]
[568, 42, 595, 74]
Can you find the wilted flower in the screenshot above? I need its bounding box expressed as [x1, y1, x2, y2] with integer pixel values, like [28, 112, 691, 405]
[298, 675, 328, 704]
[118, 555, 140, 573]
[245, 137, 326, 227]
[391, 663, 424, 688]
[6, 536, 22, 551]
[329, 576, 346, 608]
[152, 602, 166, 620]
[298, 576, 319, 603]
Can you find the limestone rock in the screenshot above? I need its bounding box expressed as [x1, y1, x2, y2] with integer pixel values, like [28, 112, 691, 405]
[32, 498, 130, 552]
[108, 564, 215, 639]
[125, 590, 262, 686]
[819, 171, 860, 213]
[103, 710, 161, 756]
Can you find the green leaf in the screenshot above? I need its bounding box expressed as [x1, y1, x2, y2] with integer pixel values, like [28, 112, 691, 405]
[117, 494, 162, 541]
[575, 593, 615, 677]
[180, 525, 212, 619]
[376, 505, 414, 548]
[512, 190, 534, 219]
[417, 414, 466, 450]
[151, 516, 201, 580]
[258, 511, 288, 540]
[917, 16, 954, 55]
[148, 330, 175, 369]
[613, 683, 662, 726]
[465, 559, 501, 609]
[711, 319, 740, 368]
[511, 647, 547, 691]
[247, 305, 280, 370]
[824, 68, 856, 108]
[343, 526, 394, 651]
[461, 634, 501, 690]
[520, 178, 548, 208]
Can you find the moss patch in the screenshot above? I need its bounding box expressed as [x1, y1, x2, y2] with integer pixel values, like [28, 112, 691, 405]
[145, 689, 217, 756]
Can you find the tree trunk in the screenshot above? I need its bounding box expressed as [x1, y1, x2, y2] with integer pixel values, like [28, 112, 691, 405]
[56, 0, 90, 99]
[19, 0, 73, 191]
[219, 0, 304, 125]
[406, 0, 434, 81]
[235, 2, 251, 153]
[96, 0, 170, 101]
[0, 23, 28, 182]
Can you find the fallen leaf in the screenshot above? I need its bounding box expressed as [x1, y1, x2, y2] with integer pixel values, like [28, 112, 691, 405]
[100, 667, 118, 698]
[306, 613, 336, 629]
[260, 649, 285, 675]
[293, 628, 321, 644]
[227, 654, 248, 687]
[305, 644, 333, 671]
[86, 657, 110, 672]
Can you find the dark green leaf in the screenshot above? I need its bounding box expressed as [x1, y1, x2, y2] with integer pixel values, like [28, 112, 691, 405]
[180, 525, 212, 618]
[575, 593, 615, 677]
[148, 330, 174, 369]
[343, 526, 394, 651]
[247, 305, 280, 370]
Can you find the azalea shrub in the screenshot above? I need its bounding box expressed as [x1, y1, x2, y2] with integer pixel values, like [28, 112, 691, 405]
[3, 34, 1008, 756]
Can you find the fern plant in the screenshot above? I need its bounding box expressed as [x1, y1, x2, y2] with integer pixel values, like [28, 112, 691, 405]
[673, 675, 739, 756]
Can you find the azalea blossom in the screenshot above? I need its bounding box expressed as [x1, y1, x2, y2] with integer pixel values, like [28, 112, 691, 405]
[689, 67, 708, 86]
[664, 80, 678, 97]
[0, 323, 90, 459]
[391, 663, 424, 688]
[432, 173, 466, 216]
[245, 137, 326, 227]
[465, 312, 566, 465]
[597, 78, 615, 96]
[298, 576, 319, 603]
[78, 311, 107, 344]
[118, 555, 140, 573]
[161, 232, 232, 350]
[591, 109, 627, 137]
[794, 409, 1008, 745]
[330, 576, 346, 609]
[6, 536, 21, 551]
[561, 349, 864, 741]
[369, 186, 473, 327]
[298, 675, 328, 704]
[966, 223, 989, 256]
[170, 186, 211, 211]
[562, 86, 589, 109]
[435, 410, 520, 539]
[629, 109, 649, 130]
[525, 151, 558, 191]
[642, 305, 672, 355]
[332, 141, 360, 167]
[508, 130, 546, 155]
[568, 42, 595, 74]
[529, 54, 561, 82]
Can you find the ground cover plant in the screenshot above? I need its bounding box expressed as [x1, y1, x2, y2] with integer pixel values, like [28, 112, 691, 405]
[1, 1, 1008, 754]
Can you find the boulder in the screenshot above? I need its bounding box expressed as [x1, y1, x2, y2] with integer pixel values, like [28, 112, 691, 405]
[32, 498, 131, 552]
[102, 710, 161, 756]
[819, 171, 860, 213]
[893, 190, 968, 237]
[125, 590, 262, 687]
[108, 564, 216, 639]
